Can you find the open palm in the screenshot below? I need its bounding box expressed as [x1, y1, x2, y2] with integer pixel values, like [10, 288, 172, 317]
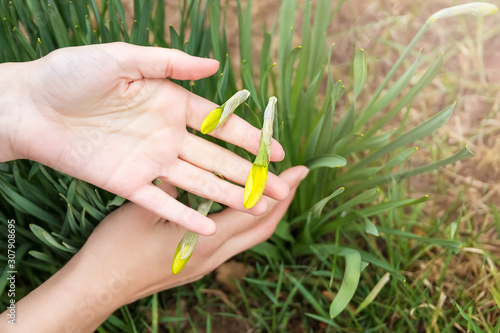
[16, 43, 288, 235]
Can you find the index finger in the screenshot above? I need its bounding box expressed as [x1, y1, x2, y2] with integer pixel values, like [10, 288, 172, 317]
[186, 93, 285, 162]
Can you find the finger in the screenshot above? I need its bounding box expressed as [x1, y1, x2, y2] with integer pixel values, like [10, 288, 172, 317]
[180, 133, 290, 200]
[155, 180, 178, 199]
[163, 159, 270, 215]
[112, 43, 220, 80]
[211, 166, 307, 262]
[201, 166, 308, 253]
[127, 184, 216, 236]
[185, 93, 285, 162]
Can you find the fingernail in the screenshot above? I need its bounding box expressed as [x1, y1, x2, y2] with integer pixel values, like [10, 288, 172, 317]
[300, 167, 309, 181]
[280, 151, 286, 161]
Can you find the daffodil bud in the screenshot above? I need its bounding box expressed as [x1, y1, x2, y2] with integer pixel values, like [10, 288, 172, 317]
[243, 97, 277, 209]
[428, 2, 497, 23]
[172, 198, 213, 275]
[200, 89, 250, 134]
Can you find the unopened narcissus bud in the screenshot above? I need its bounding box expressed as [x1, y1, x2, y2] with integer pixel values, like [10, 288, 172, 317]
[172, 198, 213, 274]
[243, 96, 277, 209]
[428, 2, 497, 23]
[200, 89, 250, 134]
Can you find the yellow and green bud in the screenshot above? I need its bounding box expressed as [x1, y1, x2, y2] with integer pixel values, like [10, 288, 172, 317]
[243, 97, 277, 209]
[200, 89, 250, 134]
[172, 198, 213, 274]
[428, 2, 497, 23]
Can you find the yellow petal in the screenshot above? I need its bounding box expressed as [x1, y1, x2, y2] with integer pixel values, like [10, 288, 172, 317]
[200, 107, 223, 134]
[243, 164, 268, 209]
[172, 243, 192, 275]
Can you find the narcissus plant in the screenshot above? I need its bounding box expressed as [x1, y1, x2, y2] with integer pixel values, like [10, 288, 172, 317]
[243, 97, 277, 209]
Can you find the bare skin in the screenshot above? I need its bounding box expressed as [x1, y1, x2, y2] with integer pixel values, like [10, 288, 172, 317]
[0, 42, 289, 235]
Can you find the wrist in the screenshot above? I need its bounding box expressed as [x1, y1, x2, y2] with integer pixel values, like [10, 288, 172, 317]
[56, 249, 132, 331]
[0, 248, 130, 333]
[0, 62, 36, 162]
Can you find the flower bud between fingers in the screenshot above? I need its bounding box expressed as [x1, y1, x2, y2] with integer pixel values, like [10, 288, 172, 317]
[171, 198, 214, 274]
[427, 3, 497, 23]
[200, 89, 250, 134]
[243, 96, 277, 209]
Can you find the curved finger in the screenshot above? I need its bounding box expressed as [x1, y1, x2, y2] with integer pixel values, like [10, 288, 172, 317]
[199, 166, 308, 260]
[185, 93, 285, 162]
[180, 133, 290, 200]
[212, 166, 307, 258]
[128, 184, 216, 236]
[111, 43, 219, 80]
[163, 159, 269, 215]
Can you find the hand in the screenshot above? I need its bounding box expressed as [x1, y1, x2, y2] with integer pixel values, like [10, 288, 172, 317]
[3, 42, 289, 235]
[2, 166, 308, 333]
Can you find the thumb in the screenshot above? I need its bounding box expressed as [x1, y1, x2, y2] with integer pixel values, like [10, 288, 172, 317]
[112, 42, 220, 80]
[210, 165, 309, 261]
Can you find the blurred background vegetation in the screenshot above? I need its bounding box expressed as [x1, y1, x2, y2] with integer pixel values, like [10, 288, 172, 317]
[0, 0, 499, 332]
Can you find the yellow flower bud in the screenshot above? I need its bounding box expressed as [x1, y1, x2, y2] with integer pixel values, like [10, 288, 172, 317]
[243, 96, 277, 209]
[172, 243, 192, 275]
[243, 163, 269, 209]
[200, 89, 250, 134]
[200, 107, 223, 134]
[428, 2, 497, 23]
[171, 199, 213, 274]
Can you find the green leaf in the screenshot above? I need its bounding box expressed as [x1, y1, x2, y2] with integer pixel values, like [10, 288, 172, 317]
[317, 79, 345, 155]
[331, 188, 379, 215]
[288, 275, 329, 318]
[330, 104, 355, 147]
[365, 53, 444, 137]
[455, 302, 482, 332]
[305, 245, 406, 282]
[364, 220, 379, 236]
[274, 220, 294, 242]
[355, 272, 391, 313]
[317, 196, 430, 235]
[29, 224, 71, 252]
[377, 226, 461, 253]
[361, 21, 432, 116]
[346, 146, 473, 194]
[28, 250, 59, 265]
[385, 147, 419, 168]
[304, 154, 347, 170]
[329, 248, 361, 319]
[342, 129, 396, 155]
[106, 195, 127, 209]
[311, 187, 345, 217]
[312, 188, 379, 233]
[66, 204, 79, 235]
[250, 241, 281, 259]
[0, 178, 56, 225]
[356, 51, 420, 130]
[352, 49, 367, 101]
[353, 102, 455, 170]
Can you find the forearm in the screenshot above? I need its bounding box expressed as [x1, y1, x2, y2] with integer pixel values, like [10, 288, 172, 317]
[0, 62, 34, 162]
[0, 251, 127, 333]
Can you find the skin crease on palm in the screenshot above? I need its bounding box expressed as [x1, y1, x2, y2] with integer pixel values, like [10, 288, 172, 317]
[1, 42, 290, 236]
